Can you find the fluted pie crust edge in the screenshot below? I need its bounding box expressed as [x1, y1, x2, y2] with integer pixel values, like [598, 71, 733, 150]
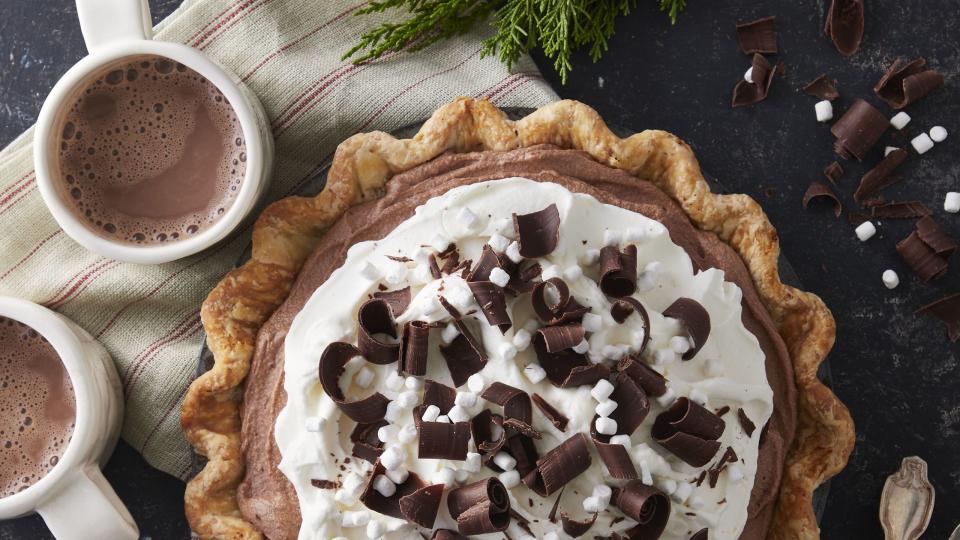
[180, 98, 855, 539]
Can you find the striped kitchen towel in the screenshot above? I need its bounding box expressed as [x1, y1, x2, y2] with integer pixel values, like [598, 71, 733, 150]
[0, 0, 557, 478]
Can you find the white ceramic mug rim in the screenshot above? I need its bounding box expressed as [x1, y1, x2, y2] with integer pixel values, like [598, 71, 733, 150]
[33, 40, 266, 265]
[0, 297, 96, 516]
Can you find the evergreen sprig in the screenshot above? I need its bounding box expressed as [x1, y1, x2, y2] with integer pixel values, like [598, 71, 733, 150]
[343, 0, 687, 84]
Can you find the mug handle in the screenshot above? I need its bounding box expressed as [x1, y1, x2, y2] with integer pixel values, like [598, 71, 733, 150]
[76, 0, 153, 53]
[36, 465, 139, 540]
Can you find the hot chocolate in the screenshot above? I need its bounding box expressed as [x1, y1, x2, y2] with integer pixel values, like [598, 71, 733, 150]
[0, 317, 76, 498]
[56, 55, 246, 244]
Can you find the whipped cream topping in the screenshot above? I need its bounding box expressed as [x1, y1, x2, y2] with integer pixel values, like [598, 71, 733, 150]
[276, 178, 774, 539]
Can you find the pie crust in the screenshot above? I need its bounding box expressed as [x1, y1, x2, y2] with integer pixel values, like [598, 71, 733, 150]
[181, 98, 855, 539]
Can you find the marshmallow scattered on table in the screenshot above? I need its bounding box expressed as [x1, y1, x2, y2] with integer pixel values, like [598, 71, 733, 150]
[946, 192, 960, 213]
[815, 100, 833, 122]
[930, 125, 948, 143]
[882, 269, 900, 289]
[743, 66, 754, 83]
[855, 221, 877, 242]
[911, 133, 935, 154]
[890, 111, 911, 130]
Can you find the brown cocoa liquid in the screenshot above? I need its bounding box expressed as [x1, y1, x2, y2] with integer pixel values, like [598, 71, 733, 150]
[0, 317, 75, 498]
[56, 55, 246, 244]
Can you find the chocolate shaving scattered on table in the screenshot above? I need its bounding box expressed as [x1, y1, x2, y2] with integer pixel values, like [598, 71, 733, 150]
[803, 74, 840, 101]
[916, 216, 958, 256]
[854, 148, 908, 202]
[662, 298, 711, 360]
[599, 244, 638, 297]
[871, 201, 932, 219]
[372, 287, 411, 317]
[446, 478, 512, 535]
[351, 421, 387, 463]
[532, 393, 569, 431]
[803, 181, 842, 218]
[522, 433, 592, 496]
[736, 16, 777, 54]
[917, 293, 960, 342]
[737, 408, 757, 437]
[357, 298, 401, 365]
[513, 204, 561, 258]
[532, 277, 589, 325]
[439, 319, 488, 387]
[610, 297, 651, 355]
[652, 397, 725, 467]
[560, 512, 598, 537]
[824, 0, 865, 56]
[831, 99, 888, 161]
[732, 53, 777, 107]
[897, 217, 957, 282]
[399, 320, 430, 376]
[319, 342, 390, 423]
[360, 461, 428, 520]
[823, 161, 844, 185]
[468, 281, 512, 333]
[612, 480, 671, 540]
[874, 57, 945, 109]
[618, 356, 668, 397]
[418, 420, 472, 460]
[399, 483, 444, 528]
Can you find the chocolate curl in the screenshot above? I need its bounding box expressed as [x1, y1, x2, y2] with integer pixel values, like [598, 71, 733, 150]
[318, 342, 389, 423]
[560, 512, 598, 537]
[468, 281, 512, 333]
[824, 0, 864, 56]
[618, 356, 667, 397]
[831, 99, 888, 161]
[422, 379, 457, 413]
[611, 297, 651, 355]
[532, 330, 594, 388]
[613, 481, 671, 540]
[372, 287, 411, 317]
[360, 461, 428, 520]
[357, 298, 400, 365]
[916, 216, 958, 256]
[531, 278, 589, 325]
[398, 483, 444, 528]
[897, 232, 948, 282]
[468, 245, 516, 283]
[513, 204, 561, 258]
[481, 382, 540, 438]
[736, 16, 777, 54]
[874, 57, 945, 109]
[537, 324, 586, 353]
[470, 409, 506, 458]
[732, 53, 777, 107]
[439, 319, 488, 387]
[803, 181, 842, 217]
[917, 293, 960, 342]
[610, 372, 650, 435]
[823, 161, 844, 185]
[662, 298, 711, 360]
[447, 478, 512, 535]
[418, 421, 471, 460]
[505, 261, 542, 295]
[652, 397, 726, 467]
[599, 244, 638, 297]
[854, 148, 908, 202]
[505, 433, 540, 476]
[399, 321, 430, 376]
[592, 436, 638, 479]
[522, 433, 592, 496]
[532, 393, 569, 431]
[872, 202, 932, 219]
[351, 420, 386, 464]
[803, 74, 840, 101]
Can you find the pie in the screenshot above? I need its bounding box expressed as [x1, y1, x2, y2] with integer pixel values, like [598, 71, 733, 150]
[181, 98, 854, 539]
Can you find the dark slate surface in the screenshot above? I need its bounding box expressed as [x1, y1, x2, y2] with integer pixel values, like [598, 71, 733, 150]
[1, 1, 958, 538]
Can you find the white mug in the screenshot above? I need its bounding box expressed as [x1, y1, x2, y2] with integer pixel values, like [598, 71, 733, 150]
[0, 297, 136, 540]
[33, 0, 273, 265]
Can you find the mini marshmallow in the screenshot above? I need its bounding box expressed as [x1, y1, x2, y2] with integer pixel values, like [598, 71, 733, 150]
[341, 510, 371, 528]
[563, 265, 584, 281]
[930, 125, 948, 143]
[815, 100, 833, 123]
[523, 363, 547, 384]
[672, 482, 693, 503]
[385, 467, 410, 485]
[656, 387, 677, 407]
[512, 329, 532, 350]
[593, 484, 613, 506]
[454, 468, 470, 484]
[413, 246, 432, 264]
[455, 391, 478, 408]
[305, 416, 325, 432]
[882, 269, 900, 290]
[890, 111, 911, 130]
[669, 336, 691, 354]
[541, 264, 561, 280]
[603, 229, 622, 246]
[433, 467, 457, 486]
[945, 192, 960, 213]
[596, 399, 618, 417]
[440, 322, 460, 345]
[609, 434, 632, 447]
[467, 373, 486, 393]
[421, 404, 441, 422]
[457, 207, 481, 233]
[689, 388, 709, 407]
[373, 475, 396, 497]
[505, 241, 523, 263]
[523, 319, 540, 332]
[582, 312, 602, 333]
[430, 235, 450, 253]
[447, 285, 474, 309]
[384, 401, 403, 423]
[380, 446, 406, 471]
[727, 464, 744, 483]
[602, 344, 626, 361]
[657, 478, 678, 495]
[464, 452, 482, 473]
[855, 221, 877, 242]
[384, 264, 406, 285]
[404, 376, 424, 391]
[885, 146, 900, 157]
[572, 339, 590, 354]
[397, 424, 418, 444]
[489, 267, 511, 287]
[493, 452, 517, 471]
[385, 372, 405, 391]
[360, 261, 380, 281]
[653, 348, 676, 365]
[499, 470, 521, 489]
[498, 342, 518, 361]
[582, 496, 601, 513]
[448, 405, 471, 423]
[377, 425, 397, 443]
[366, 520, 385, 539]
[354, 366, 374, 389]
[580, 248, 601, 266]
[488, 233, 510, 253]
[743, 66, 754, 83]
[591, 379, 615, 401]
[334, 488, 358, 505]
[911, 133, 935, 154]
[396, 390, 419, 409]
[595, 416, 618, 435]
[435, 415, 450, 424]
